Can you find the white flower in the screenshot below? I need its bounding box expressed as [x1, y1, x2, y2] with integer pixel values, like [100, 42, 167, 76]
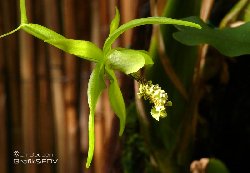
[137, 81, 172, 121]
[151, 107, 166, 121]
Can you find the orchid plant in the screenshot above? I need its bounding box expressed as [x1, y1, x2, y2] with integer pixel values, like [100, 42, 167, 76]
[0, 0, 201, 168]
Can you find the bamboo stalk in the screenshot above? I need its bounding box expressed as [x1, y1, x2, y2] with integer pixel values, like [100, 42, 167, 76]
[75, 0, 92, 172]
[19, 1, 37, 173]
[43, 0, 67, 173]
[0, 10, 7, 173]
[33, 3, 55, 173]
[98, 1, 130, 172]
[77, 16, 92, 173]
[35, 19, 55, 173]
[86, 0, 111, 172]
[99, 0, 109, 44]
[62, 0, 80, 172]
[20, 31, 37, 173]
[1, 0, 23, 172]
[109, 0, 116, 23]
[94, 95, 106, 173]
[94, 3, 108, 172]
[93, 1, 113, 172]
[200, 0, 214, 21]
[37, 43, 55, 173]
[120, 0, 138, 47]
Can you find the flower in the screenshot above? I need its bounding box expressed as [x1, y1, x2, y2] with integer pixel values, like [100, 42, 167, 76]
[137, 81, 172, 121]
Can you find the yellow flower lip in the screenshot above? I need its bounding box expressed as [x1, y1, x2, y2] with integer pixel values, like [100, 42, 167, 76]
[137, 80, 172, 121]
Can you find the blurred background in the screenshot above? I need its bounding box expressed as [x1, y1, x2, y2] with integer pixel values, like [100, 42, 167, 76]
[1, 0, 250, 173]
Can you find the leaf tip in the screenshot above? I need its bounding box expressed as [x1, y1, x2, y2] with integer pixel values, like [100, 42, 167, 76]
[118, 125, 125, 136]
[109, 7, 120, 35]
[86, 161, 91, 168]
[196, 24, 202, 29]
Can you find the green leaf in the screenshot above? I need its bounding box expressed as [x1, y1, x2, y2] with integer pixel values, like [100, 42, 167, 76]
[107, 48, 148, 74]
[1, 23, 64, 40]
[206, 158, 230, 173]
[22, 23, 65, 40]
[20, 0, 28, 24]
[45, 39, 103, 62]
[86, 63, 106, 168]
[23, 24, 103, 62]
[109, 7, 120, 35]
[137, 50, 154, 65]
[173, 16, 250, 57]
[103, 17, 201, 54]
[106, 67, 126, 136]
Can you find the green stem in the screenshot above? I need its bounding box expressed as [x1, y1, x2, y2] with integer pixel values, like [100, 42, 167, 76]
[20, 0, 28, 24]
[129, 72, 146, 83]
[0, 26, 22, 38]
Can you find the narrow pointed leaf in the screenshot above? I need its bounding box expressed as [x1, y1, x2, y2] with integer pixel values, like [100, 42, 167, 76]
[106, 68, 126, 136]
[107, 48, 153, 74]
[46, 39, 103, 62]
[86, 63, 106, 168]
[173, 16, 250, 57]
[22, 23, 65, 40]
[109, 7, 120, 35]
[22, 24, 103, 62]
[103, 17, 201, 54]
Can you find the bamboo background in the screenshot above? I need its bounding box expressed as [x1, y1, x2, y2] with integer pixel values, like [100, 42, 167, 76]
[0, 0, 148, 172]
[3, 0, 243, 173]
